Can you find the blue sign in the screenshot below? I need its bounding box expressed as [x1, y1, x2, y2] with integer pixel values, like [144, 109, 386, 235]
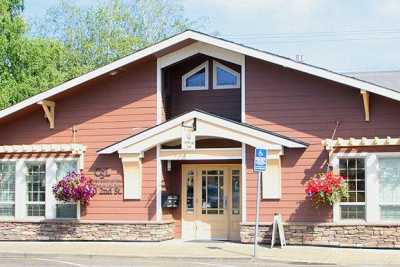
[254, 148, 268, 172]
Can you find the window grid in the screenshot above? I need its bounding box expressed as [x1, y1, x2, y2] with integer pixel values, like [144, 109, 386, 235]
[26, 163, 46, 217]
[0, 162, 16, 216]
[201, 170, 224, 215]
[339, 158, 365, 220]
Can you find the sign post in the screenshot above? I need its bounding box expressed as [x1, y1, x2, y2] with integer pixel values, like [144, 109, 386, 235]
[253, 148, 267, 258]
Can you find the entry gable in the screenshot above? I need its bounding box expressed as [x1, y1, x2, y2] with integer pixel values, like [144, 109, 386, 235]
[97, 110, 308, 155]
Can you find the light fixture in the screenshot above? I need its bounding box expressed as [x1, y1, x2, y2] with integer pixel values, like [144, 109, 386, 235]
[167, 160, 172, 172]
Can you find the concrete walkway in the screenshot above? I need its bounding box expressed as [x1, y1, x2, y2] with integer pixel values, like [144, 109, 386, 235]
[0, 240, 399, 265]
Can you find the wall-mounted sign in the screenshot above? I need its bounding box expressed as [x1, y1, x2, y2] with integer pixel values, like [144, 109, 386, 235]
[95, 167, 111, 179]
[93, 167, 122, 196]
[181, 120, 196, 150]
[254, 148, 268, 172]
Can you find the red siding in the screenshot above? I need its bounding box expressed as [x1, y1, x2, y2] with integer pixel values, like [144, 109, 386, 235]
[0, 58, 158, 221]
[245, 56, 400, 223]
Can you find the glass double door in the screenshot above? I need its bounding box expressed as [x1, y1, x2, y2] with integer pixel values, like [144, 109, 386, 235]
[182, 165, 241, 241]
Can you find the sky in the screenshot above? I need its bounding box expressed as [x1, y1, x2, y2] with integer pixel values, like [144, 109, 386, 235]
[24, 0, 400, 72]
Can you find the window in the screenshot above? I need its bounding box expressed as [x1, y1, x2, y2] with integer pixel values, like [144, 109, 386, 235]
[379, 158, 400, 220]
[186, 170, 194, 214]
[26, 163, 46, 217]
[201, 170, 224, 215]
[231, 170, 240, 215]
[213, 60, 240, 89]
[339, 158, 365, 220]
[55, 160, 79, 219]
[182, 61, 209, 91]
[0, 162, 15, 216]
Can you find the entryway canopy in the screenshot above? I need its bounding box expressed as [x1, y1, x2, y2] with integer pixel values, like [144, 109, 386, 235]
[97, 109, 308, 155]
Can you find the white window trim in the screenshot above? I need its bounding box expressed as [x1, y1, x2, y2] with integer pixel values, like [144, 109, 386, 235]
[0, 157, 81, 221]
[182, 61, 209, 91]
[332, 152, 400, 224]
[0, 161, 16, 218]
[212, 60, 241, 90]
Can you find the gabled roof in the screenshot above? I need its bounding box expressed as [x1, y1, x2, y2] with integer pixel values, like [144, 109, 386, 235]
[345, 70, 400, 93]
[97, 109, 308, 154]
[1, 30, 400, 120]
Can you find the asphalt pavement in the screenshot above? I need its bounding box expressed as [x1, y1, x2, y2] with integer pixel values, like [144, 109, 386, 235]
[0, 255, 331, 267]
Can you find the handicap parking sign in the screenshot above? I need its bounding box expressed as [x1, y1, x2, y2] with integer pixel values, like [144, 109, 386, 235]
[254, 148, 267, 172]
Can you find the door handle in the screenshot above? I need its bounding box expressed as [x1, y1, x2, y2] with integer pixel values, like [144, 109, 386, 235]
[224, 197, 228, 209]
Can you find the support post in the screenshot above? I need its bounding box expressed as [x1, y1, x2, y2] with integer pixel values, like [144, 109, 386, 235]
[253, 171, 262, 257]
[37, 100, 56, 129]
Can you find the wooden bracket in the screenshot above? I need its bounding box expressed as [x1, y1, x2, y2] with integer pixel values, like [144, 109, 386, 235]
[37, 100, 55, 129]
[360, 90, 370, 122]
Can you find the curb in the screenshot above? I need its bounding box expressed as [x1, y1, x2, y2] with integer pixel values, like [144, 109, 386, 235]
[0, 252, 337, 266]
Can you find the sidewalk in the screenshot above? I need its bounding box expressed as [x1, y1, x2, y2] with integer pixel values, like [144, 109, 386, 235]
[0, 240, 399, 265]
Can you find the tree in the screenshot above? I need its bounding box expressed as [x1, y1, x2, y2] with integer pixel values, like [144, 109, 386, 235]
[33, 0, 206, 70]
[0, 0, 84, 109]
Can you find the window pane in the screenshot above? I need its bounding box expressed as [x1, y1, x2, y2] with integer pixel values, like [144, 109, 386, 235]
[339, 158, 365, 203]
[340, 205, 365, 220]
[186, 171, 194, 213]
[201, 170, 224, 215]
[381, 206, 400, 220]
[0, 163, 15, 203]
[207, 176, 219, 209]
[379, 158, 400, 203]
[186, 68, 205, 87]
[56, 203, 77, 219]
[0, 204, 14, 216]
[216, 67, 237, 86]
[26, 163, 46, 217]
[232, 170, 240, 215]
[27, 204, 45, 217]
[56, 161, 78, 181]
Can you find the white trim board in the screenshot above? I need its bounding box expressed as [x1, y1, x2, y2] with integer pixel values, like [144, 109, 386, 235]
[1, 30, 399, 121]
[97, 110, 307, 154]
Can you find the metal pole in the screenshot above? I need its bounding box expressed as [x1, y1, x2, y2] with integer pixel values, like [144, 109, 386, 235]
[253, 171, 262, 257]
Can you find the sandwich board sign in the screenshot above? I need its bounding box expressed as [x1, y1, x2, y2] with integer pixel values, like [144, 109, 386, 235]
[271, 213, 286, 248]
[252, 148, 268, 257]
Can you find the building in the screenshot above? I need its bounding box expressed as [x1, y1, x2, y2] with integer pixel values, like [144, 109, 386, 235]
[0, 31, 400, 247]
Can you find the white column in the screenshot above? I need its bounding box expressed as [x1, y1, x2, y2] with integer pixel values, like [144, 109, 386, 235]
[240, 55, 246, 123]
[156, 58, 162, 124]
[46, 158, 57, 219]
[241, 143, 247, 223]
[156, 145, 162, 222]
[14, 159, 26, 219]
[366, 154, 379, 222]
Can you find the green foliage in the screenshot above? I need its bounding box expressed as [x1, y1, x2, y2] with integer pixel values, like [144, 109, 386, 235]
[33, 0, 205, 70]
[1, 0, 206, 110]
[0, 0, 84, 109]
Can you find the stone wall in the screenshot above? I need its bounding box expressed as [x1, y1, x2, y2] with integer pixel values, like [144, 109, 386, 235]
[241, 223, 400, 248]
[0, 220, 175, 241]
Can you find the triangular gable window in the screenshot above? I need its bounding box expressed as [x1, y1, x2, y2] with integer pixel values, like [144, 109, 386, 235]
[213, 60, 240, 89]
[182, 61, 209, 91]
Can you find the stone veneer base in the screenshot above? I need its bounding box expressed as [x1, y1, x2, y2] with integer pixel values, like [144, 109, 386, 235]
[241, 222, 400, 248]
[0, 220, 175, 241]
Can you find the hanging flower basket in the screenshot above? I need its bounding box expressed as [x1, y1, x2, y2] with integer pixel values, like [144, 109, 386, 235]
[52, 171, 97, 207]
[305, 171, 348, 208]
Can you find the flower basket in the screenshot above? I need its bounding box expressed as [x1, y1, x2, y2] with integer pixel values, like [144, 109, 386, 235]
[52, 171, 97, 207]
[305, 171, 348, 208]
